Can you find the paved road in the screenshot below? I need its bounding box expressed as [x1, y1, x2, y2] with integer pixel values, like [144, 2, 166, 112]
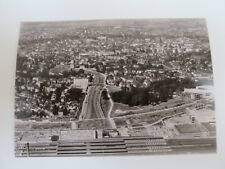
[79, 71, 106, 120]
[78, 71, 117, 129]
[79, 86, 104, 120]
[86, 86, 104, 119]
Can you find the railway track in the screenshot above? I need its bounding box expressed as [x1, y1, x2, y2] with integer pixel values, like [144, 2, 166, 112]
[15, 136, 216, 157]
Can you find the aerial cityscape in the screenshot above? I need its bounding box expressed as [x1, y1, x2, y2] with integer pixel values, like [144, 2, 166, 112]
[15, 19, 216, 157]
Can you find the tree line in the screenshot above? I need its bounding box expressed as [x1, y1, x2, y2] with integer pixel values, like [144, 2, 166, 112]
[111, 78, 196, 107]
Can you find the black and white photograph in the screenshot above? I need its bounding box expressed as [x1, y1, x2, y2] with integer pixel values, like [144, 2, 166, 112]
[14, 18, 216, 157]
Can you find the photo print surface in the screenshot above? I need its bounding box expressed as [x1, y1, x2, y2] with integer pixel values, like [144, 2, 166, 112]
[15, 19, 216, 157]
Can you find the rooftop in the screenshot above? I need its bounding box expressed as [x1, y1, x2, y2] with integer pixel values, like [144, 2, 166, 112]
[189, 108, 216, 123]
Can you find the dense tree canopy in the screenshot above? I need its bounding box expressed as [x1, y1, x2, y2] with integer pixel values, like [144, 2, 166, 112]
[67, 88, 83, 101]
[111, 78, 196, 106]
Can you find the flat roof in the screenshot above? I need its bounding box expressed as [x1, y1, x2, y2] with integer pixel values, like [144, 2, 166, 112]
[175, 124, 202, 134]
[18, 129, 96, 143]
[60, 130, 96, 141]
[184, 85, 214, 95]
[189, 108, 216, 123]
